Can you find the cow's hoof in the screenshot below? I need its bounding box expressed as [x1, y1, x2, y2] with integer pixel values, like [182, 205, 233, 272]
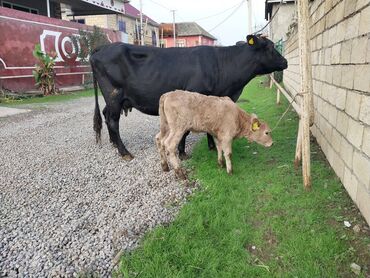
[179, 152, 190, 160]
[218, 160, 225, 168]
[175, 168, 187, 180]
[122, 154, 134, 161]
[161, 163, 170, 172]
[227, 169, 233, 175]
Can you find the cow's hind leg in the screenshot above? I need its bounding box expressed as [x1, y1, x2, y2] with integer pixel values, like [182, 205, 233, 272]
[207, 133, 216, 151]
[106, 104, 134, 161]
[178, 131, 190, 160]
[103, 106, 117, 147]
[165, 131, 186, 180]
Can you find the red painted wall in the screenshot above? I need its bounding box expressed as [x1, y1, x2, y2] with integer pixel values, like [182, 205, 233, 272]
[0, 7, 121, 92]
[164, 35, 215, 48]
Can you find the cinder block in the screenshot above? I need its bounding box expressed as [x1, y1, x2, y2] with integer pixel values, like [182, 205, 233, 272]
[367, 38, 370, 63]
[335, 87, 347, 110]
[336, 110, 349, 136]
[345, 90, 362, 119]
[359, 5, 370, 35]
[317, 33, 323, 49]
[328, 104, 338, 127]
[362, 127, 370, 158]
[332, 128, 342, 153]
[340, 40, 352, 64]
[332, 65, 343, 87]
[354, 64, 370, 92]
[331, 43, 341, 64]
[326, 66, 334, 83]
[327, 84, 337, 104]
[340, 136, 354, 167]
[347, 117, 364, 148]
[331, 150, 345, 181]
[351, 36, 368, 64]
[334, 1, 345, 25]
[343, 166, 359, 201]
[336, 20, 346, 43]
[345, 13, 361, 40]
[325, 47, 332, 65]
[356, 0, 369, 10]
[359, 95, 370, 125]
[356, 183, 370, 226]
[341, 65, 355, 89]
[344, 0, 358, 17]
[353, 151, 370, 185]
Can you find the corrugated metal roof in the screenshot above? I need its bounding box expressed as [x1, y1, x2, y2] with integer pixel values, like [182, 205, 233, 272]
[161, 22, 216, 40]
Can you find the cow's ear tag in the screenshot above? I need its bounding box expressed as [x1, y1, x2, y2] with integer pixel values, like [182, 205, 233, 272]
[252, 121, 260, 131]
[248, 37, 254, 45]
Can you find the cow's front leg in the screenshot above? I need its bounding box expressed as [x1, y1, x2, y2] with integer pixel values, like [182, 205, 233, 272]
[178, 131, 190, 160]
[107, 105, 134, 161]
[215, 139, 225, 168]
[207, 133, 216, 151]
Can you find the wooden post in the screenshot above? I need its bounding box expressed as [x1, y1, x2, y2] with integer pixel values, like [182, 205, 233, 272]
[294, 120, 302, 168]
[276, 88, 281, 105]
[297, 0, 312, 189]
[269, 75, 273, 89]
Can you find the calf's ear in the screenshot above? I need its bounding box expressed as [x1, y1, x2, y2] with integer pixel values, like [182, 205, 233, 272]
[250, 114, 261, 131]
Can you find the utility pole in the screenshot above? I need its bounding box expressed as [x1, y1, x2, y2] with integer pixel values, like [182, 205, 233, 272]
[247, 0, 252, 34]
[139, 0, 144, 45]
[171, 10, 176, 47]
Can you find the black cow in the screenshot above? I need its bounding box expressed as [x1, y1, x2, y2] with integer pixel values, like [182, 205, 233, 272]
[90, 35, 287, 160]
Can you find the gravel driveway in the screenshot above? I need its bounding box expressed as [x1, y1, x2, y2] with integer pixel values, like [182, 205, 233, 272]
[0, 97, 199, 277]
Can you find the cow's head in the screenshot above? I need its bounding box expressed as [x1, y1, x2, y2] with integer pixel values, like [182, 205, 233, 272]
[246, 114, 273, 147]
[246, 34, 288, 74]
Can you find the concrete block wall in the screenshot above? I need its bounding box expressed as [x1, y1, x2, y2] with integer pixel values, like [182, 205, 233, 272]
[283, 0, 370, 225]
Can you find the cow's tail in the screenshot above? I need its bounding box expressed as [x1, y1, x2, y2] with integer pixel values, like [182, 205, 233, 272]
[93, 71, 102, 144]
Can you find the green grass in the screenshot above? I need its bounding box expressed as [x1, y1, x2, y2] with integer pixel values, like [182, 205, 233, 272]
[116, 76, 370, 277]
[0, 89, 94, 106]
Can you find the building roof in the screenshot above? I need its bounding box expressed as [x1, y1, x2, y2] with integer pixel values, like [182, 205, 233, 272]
[160, 22, 216, 40]
[124, 3, 158, 26]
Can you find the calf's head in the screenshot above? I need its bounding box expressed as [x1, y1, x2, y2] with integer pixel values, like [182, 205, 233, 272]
[246, 35, 288, 74]
[246, 114, 273, 147]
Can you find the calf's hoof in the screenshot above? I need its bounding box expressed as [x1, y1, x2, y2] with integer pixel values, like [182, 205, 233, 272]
[218, 160, 225, 168]
[161, 163, 170, 172]
[227, 169, 233, 175]
[175, 168, 187, 180]
[179, 152, 190, 160]
[122, 153, 134, 161]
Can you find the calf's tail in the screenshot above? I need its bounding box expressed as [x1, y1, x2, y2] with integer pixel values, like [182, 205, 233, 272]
[93, 71, 102, 143]
[159, 94, 168, 136]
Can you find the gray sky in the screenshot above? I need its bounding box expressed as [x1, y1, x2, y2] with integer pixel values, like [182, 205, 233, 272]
[128, 0, 267, 46]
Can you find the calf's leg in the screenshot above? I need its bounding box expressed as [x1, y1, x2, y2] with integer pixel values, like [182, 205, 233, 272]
[222, 140, 233, 175]
[165, 131, 187, 180]
[214, 139, 225, 168]
[155, 132, 169, 172]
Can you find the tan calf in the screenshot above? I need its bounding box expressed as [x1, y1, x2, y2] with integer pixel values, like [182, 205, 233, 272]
[155, 90, 273, 179]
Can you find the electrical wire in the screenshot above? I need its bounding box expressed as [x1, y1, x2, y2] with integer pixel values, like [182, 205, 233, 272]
[207, 0, 246, 32]
[193, 1, 247, 21]
[253, 1, 282, 34]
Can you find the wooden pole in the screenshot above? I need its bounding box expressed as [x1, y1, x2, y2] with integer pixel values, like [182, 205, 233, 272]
[276, 88, 281, 105]
[294, 120, 302, 168]
[297, 0, 312, 189]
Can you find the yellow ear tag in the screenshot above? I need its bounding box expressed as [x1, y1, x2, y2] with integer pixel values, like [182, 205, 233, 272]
[252, 121, 260, 131]
[248, 37, 254, 45]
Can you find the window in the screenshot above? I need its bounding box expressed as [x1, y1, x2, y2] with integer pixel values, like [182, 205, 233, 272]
[176, 39, 186, 48]
[118, 20, 126, 33]
[71, 19, 85, 24]
[2, 1, 38, 14]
